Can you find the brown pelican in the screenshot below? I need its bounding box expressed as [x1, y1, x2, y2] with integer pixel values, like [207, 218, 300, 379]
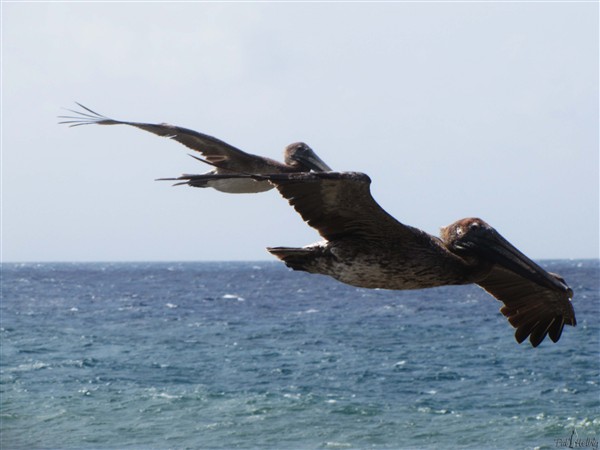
[58, 103, 332, 193]
[167, 171, 576, 347]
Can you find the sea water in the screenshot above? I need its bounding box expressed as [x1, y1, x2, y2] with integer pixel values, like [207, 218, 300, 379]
[1, 260, 598, 449]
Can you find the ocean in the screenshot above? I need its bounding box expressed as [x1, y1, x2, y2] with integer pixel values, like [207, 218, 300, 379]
[1, 259, 598, 450]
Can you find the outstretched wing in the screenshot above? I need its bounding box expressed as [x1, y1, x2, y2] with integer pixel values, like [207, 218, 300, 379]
[477, 266, 576, 347]
[58, 103, 262, 170]
[256, 171, 426, 242]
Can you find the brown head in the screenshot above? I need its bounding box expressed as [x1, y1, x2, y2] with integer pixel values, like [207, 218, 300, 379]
[283, 142, 332, 172]
[441, 217, 571, 294]
[440, 217, 491, 247]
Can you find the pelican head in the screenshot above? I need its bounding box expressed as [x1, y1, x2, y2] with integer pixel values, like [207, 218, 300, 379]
[441, 218, 571, 294]
[284, 142, 332, 172]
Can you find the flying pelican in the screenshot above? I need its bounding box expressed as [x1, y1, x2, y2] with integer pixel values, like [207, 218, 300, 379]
[167, 171, 576, 347]
[58, 103, 332, 193]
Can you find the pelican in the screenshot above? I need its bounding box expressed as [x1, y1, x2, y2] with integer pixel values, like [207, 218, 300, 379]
[58, 103, 332, 193]
[167, 171, 576, 347]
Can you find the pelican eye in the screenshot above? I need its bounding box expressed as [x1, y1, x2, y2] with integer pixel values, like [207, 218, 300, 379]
[469, 222, 480, 230]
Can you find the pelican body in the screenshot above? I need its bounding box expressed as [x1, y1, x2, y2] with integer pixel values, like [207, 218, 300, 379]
[59, 103, 332, 193]
[169, 171, 576, 347]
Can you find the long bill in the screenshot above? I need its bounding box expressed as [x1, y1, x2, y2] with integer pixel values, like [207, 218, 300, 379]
[293, 151, 332, 172]
[455, 228, 572, 295]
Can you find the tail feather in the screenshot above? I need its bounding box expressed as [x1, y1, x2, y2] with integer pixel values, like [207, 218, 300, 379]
[268, 246, 324, 273]
[177, 174, 213, 188]
[156, 174, 213, 188]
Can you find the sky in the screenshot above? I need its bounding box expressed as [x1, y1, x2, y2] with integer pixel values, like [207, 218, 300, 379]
[2, 2, 598, 262]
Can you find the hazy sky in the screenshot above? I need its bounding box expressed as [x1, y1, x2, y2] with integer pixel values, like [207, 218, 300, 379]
[2, 2, 598, 262]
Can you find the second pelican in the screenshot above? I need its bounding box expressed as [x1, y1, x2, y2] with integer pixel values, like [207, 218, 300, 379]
[59, 103, 332, 193]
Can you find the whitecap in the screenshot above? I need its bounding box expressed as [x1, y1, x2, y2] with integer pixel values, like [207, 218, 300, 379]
[325, 442, 352, 448]
[283, 393, 301, 400]
[10, 361, 49, 372]
[156, 392, 180, 400]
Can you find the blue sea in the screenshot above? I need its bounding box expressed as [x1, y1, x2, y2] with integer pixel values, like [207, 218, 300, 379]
[1, 260, 599, 450]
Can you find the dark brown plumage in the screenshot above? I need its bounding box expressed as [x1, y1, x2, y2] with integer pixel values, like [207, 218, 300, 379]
[170, 171, 576, 347]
